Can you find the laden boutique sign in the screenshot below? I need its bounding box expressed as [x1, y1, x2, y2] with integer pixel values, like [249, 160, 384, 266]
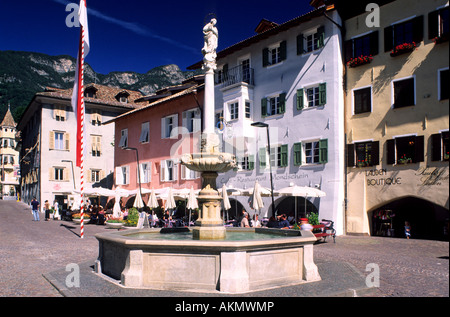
[366, 167, 449, 187]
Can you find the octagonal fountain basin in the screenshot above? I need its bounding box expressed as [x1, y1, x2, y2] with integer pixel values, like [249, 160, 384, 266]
[94, 227, 321, 294]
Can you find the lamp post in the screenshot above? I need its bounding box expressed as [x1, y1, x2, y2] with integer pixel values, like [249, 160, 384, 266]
[251, 122, 276, 218]
[61, 160, 76, 190]
[123, 147, 143, 208]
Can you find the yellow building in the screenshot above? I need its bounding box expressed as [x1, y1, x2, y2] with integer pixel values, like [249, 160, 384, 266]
[343, 0, 449, 239]
[0, 105, 20, 198]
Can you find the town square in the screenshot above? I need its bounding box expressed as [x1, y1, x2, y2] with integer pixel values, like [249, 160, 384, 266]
[0, 0, 448, 302]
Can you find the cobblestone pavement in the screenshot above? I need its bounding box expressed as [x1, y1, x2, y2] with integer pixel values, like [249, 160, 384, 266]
[0, 200, 448, 297]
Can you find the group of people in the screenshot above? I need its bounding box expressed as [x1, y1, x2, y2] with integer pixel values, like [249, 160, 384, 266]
[235, 210, 314, 231]
[30, 197, 60, 221]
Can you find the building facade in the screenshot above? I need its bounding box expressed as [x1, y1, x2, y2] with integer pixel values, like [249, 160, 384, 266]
[108, 76, 204, 202]
[17, 84, 144, 209]
[0, 105, 20, 198]
[190, 5, 346, 234]
[342, 0, 449, 239]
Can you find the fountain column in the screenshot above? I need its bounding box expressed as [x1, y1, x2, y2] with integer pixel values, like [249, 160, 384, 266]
[181, 18, 236, 240]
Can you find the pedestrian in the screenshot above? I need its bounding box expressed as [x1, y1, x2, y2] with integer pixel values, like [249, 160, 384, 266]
[404, 221, 411, 239]
[279, 214, 291, 229]
[31, 197, 40, 221]
[53, 200, 60, 220]
[241, 212, 250, 228]
[251, 214, 261, 228]
[44, 200, 50, 221]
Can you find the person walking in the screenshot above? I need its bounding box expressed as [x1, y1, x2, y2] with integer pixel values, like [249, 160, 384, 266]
[31, 197, 40, 221]
[44, 200, 50, 221]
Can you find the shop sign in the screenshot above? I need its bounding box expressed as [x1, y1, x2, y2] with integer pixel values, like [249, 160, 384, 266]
[415, 167, 449, 186]
[366, 169, 401, 186]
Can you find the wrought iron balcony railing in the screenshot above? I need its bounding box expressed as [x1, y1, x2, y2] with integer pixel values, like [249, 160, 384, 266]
[215, 65, 254, 88]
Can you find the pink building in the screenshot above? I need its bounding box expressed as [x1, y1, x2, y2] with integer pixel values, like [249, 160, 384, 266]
[106, 76, 204, 203]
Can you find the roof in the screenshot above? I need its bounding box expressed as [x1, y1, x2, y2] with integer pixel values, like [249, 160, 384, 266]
[104, 83, 205, 125]
[0, 105, 16, 128]
[187, 6, 331, 70]
[37, 83, 145, 109]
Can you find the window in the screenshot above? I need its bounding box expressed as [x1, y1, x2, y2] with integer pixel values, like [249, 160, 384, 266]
[91, 170, 101, 183]
[347, 141, 380, 167]
[116, 92, 130, 103]
[91, 109, 102, 126]
[54, 105, 66, 122]
[115, 166, 130, 185]
[293, 140, 328, 166]
[54, 168, 64, 181]
[237, 155, 255, 171]
[118, 129, 128, 148]
[241, 59, 251, 83]
[386, 135, 424, 165]
[91, 135, 101, 157]
[353, 87, 372, 114]
[431, 131, 449, 161]
[139, 162, 152, 183]
[161, 160, 177, 182]
[217, 64, 228, 84]
[429, 7, 449, 41]
[181, 165, 199, 180]
[182, 109, 200, 133]
[161, 114, 178, 139]
[245, 101, 251, 119]
[139, 122, 150, 143]
[85, 87, 98, 99]
[393, 77, 415, 108]
[229, 102, 239, 120]
[262, 41, 287, 67]
[384, 16, 424, 52]
[260, 145, 287, 168]
[296, 84, 327, 110]
[345, 31, 379, 62]
[439, 69, 449, 100]
[297, 26, 325, 54]
[261, 93, 286, 117]
[54, 132, 64, 150]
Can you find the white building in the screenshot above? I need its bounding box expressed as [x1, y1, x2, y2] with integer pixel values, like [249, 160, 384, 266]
[189, 5, 345, 234]
[17, 85, 144, 209]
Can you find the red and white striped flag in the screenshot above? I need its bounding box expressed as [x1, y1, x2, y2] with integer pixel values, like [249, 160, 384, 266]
[71, 0, 90, 238]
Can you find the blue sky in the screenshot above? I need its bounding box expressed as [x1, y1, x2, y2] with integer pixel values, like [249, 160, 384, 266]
[0, 0, 314, 74]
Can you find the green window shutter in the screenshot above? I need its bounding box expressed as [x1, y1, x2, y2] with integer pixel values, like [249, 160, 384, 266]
[317, 26, 325, 48]
[261, 98, 267, 118]
[280, 41, 287, 61]
[293, 142, 302, 166]
[297, 89, 304, 110]
[262, 48, 269, 67]
[319, 83, 327, 106]
[319, 139, 328, 164]
[279, 93, 286, 114]
[248, 155, 255, 170]
[259, 147, 266, 168]
[297, 34, 304, 55]
[280, 144, 288, 167]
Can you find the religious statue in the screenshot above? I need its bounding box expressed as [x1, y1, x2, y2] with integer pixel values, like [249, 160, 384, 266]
[202, 18, 218, 71]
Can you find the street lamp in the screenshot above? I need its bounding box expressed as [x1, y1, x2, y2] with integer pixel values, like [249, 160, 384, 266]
[123, 147, 144, 208]
[251, 122, 276, 218]
[61, 160, 75, 190]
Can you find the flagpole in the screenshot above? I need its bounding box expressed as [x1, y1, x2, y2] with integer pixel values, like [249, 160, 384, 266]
[79, 25, 86, 239]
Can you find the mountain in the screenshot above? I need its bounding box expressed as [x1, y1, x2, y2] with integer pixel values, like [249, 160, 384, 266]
[0, 50, 200, 122]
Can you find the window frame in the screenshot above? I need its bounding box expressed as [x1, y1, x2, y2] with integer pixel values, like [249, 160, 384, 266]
[438, 68, 449, 101]
[119, 128, 128, 148]
[392, 76, 416, 109]
[353, 86, 373, 115]
[139, 122, 150, 143]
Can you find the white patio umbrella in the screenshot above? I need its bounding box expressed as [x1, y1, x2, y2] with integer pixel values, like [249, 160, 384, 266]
[112, 194, 122, 218]
[133, 190, 145, 209]
[165, 187, 176, 212]
[249, 181, 264, 213]
[186, 186, 199, 227]
[221, 185, 232, 223]
[147, 189, 159, 209]
[277, 185, 326, 223]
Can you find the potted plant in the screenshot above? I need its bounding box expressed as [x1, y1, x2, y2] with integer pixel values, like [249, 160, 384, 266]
[106, 218, 124, 229]
[433, 34, 449, 45]
[307, 212, 324, 234]
[390, 42, 417, 57]
[124, 207, 139, 227]
[72, 213, 90, 225]
[397, 155, 413, 164]
[347, 55, 373, 68]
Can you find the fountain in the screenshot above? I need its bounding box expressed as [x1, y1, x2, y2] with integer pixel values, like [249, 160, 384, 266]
[94, 18, 321, 293]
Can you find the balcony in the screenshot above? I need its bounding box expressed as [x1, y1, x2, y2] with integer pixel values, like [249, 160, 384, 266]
[215, 65, 255, 88]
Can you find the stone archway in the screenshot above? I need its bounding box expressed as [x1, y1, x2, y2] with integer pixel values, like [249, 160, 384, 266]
[275, 196, 319, 221]
[368, 196, 449, 240]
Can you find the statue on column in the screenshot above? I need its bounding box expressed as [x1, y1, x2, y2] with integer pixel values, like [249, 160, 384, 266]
[202, 18, 218, 72]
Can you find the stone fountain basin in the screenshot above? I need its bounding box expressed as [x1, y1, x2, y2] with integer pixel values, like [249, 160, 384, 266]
[95, 227, 321, 293]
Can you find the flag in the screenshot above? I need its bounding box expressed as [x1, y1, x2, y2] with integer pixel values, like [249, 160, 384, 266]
[71, 0, 90, 168]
